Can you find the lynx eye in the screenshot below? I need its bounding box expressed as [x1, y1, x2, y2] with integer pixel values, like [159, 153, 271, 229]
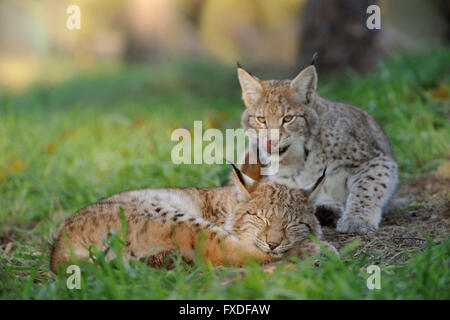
[283, 115, 294, 123]
[256, 116, 266, 124]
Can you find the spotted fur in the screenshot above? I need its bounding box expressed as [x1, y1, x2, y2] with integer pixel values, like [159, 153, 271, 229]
[50, 169, 336, 273]
[236, 65, 398, 234]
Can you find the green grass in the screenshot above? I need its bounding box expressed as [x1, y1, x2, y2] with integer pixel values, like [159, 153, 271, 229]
[0, 50, 449, 299]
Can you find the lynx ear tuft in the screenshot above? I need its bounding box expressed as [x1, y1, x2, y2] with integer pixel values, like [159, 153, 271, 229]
[239, 151, 261, 181]
[310, 52, 318, 66]
[230, 164, 259, 201]
[237, 67, 263, 108]
[290, 65, 317, 106]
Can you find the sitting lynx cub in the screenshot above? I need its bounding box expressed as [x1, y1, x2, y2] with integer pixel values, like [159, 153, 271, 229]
[236, 62, 397, 234]
[50, 166, 335, 273]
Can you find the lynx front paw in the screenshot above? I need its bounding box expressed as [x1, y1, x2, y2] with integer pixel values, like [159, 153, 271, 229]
[336, 216, 377, 234]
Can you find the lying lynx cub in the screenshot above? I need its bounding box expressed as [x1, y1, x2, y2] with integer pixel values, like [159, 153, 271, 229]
[236, 62, 398, 234]
[50, 166, 335, 273]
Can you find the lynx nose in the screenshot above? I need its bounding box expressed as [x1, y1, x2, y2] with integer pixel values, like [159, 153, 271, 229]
[267, 241, 280, 250]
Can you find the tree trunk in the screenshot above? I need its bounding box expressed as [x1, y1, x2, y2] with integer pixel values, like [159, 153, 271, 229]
[299, 0, 381, 73]
[433, 0, 450, 43]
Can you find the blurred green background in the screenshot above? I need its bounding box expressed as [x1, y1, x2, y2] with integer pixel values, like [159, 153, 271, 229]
[0, 0, 448, 92]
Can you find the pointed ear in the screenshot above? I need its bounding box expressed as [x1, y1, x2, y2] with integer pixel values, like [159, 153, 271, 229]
[230, 164, 258, 201]
[239, 151, 261, 181]
[237, 66, 263, 107]
[303, 167, 326, 204]
[289, 65, 317, 106]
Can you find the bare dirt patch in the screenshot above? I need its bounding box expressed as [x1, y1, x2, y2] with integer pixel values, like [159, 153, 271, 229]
[323, 174, 449, 264]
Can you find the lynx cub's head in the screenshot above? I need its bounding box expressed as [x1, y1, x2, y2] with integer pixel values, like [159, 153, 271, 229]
[229, 165, 326, 258]
[237, 64, 319, 161]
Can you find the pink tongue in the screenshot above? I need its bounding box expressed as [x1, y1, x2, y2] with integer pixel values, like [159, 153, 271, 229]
[263, 136, 277, 153]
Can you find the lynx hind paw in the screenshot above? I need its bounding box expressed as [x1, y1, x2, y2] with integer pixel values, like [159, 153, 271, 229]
[336, 216, 377, 234]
